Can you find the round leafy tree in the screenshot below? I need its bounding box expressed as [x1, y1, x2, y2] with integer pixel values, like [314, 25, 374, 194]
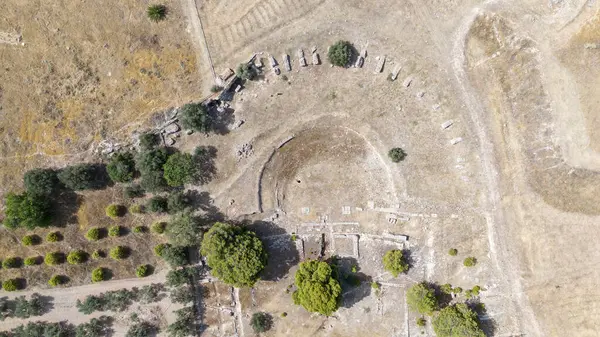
[21, 234, 40, 246]
[163, 153, 196, 186]
[250, 312, 273, 333]
[105, 204, 125, 218]
[292, 260, 342, 316]
[67, 250, 87, 265]
[147, 4, 167, 22]
[85, 227, 104, 241]
[24, 256, 40, 266]
[432, 303, 485, 337]
[57, 164, 97, 190]
[91, 267, 108, 282]
[388, 147, 407, 162]
[23, 168, 59, 196]
[151, 222, 167, 234]
[3, 192, 52, 230]
[448, 248, 458, 256]
[180, 102, 212, 133]
[108, 225, 123, 238]
[147, 196, 168, 213]
[3, 257, 22, 269]
[236, 63, 258, 80]
[48, 275, 68, 287]
[201, 222, 267, 287]
[46, 231, 62, 242]
[2, 279, 19, 291]
[109, 246, 128, 260]
[136, 265, 151, 278]
[327, 40, 355, 67]
[383, 249, 409, 277]
[139, 132, 160, 150]
[463, 257, 477, 267]
[107, 152, 136, 183]
[44, 252, 63, 266]
[154, 243, 169, 257]
[406, 282, 438, 316]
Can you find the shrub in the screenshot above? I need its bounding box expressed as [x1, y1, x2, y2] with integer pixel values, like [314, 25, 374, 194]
[154, 243, 169, 257]
[136, 148, 169, 173]
[85, 227, 104, 241]
[147, 196, 168, 213]
[2, 279, 19, 291]
[91, 268, 108, 282]
[21, 234, 40, 246]
[163, 153, 196, 186]
[147, 4, 167, 22]
[201, 222, 267, 287]
[133, 225, 147, 234]
[406, 282, 438, 316]
[139, 132, 160, 150]
[250, 312, 273, 333]
[292, 260, 341, 316]
[57, 164, 98, 190]
[129, 204, 144, 214]
[327, 40, 355, 67]
[109, 246, 128, 260]
[46, 231, 62, 242]
[91, 249, 104, 259]
[452, 287, 463, 294]
[140, 171, 168, 192]
[44, 252, 63, 266]
[106, 152, 136, 183]
[136, 265, 151, 278]
[166, 267, 197, 287]
[210, 85, 223, 93]
[124, 184, 145, 198]
[388, 147, 407, 162]
[126, 321, 157, 337]
[151, 221, 166, 234]
[3, 192, 52, 230]
[280, 312, 287, 318]
[383, 249, 409, 277]
[463, 257, 477, 267]
[105, 204, 125, 218]
[371, 282, 380, 290]
[23, 168, 59, 196]
[432, 303, 485, 337]
[416, 317, 426, 327]
[24, 256, 40, 266]
[48, 275, 68, 287]
[180, 102, 212, 133]
[448, 248, 458, 256]
[67, 250, 87, 265]
[167, 191, 190, 213]
[108, 225, 123, 238]
[3, 257, 22, 269]
[162, 245, 189, 267]
[236, 63, 258, 80]
[13, 293, 45, 318]
[440, 283, 453, 294]
[167, 212, 202, 246]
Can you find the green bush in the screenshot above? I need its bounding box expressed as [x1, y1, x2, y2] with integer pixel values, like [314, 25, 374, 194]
[163, 152, 196, 186]
[154, 243, 169, 257]
[406, 282, 438, 316]
[109, 246, 128, 260]
[129, 204, 144, 214]
[139, 133, 160, 150]
[57, 164, 98, 190]
[250, 312, 273, 333]
[85, 227, 104, 241]
[161, 245, 189, 267]
[136, 265, 151, 278]
[91, 249, 104, 259]
[133, 225, 147, 234]
[440, 283, 453, 294]
[180, 102, 212, 133]
[151, 222, 166, 234]
[105, 204, 125, 218]
[48, 275, 68, 287]
[292, 260, 341, 316]
[453, 287, 463, 294]
[108, 225, 123, 238]
[167, 191, 190, 213]
[124, 184, 145, 198]
[67, 250, 87, 265]
[236, 63, 258, 80]
[432, 303, 485, 337]
[21, 235, 40, 246]
[23, 168, 59, 196]
[416, 317, 426, 327]
[2, 279, 19, 291]
[147, 196, 168, 213]
[106, 152, 136, 183]
[383, 249, 409, 277]
[210, 85, 223, 93]
[327, 40, 355, 67]
[388, 147, 407, 162]
[24, 256, 40, 266]
[45, 231, 62, 242]
[463, 257, 477, 267]
[3, 192, 52, 230]
[147, 4, 167, 22]
[201, 222, 267, 287]
[448, 248, 458, 256]
[371, 281, 380, 290]
[3, 257, 22, 269]
[44, 252, 63, 266]
[91, 268, 108, 282]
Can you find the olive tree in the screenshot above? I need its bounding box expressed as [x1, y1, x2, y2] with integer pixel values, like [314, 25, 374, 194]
[383, 249, 409, 276]
[3, 192, 52, 229]
[163, 152, 196, 186]
[432, 303, 485, 337]
[23, 168, 59, 196]
[180, 103, 212, 133]
[167, 212, 202, 246]
[106, 152, 136, 183]
[406, 282, 438, 316]
[57, 164, 98, 190]
[327, 40, 355, 67]
[292, 260, 342, 316]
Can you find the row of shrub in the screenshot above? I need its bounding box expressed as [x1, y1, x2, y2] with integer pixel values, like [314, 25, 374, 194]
[104, 190, 191, 218]
[0, 293, 47, 320]
[0, 315, 112, 337]
[76, 283, 165, 314]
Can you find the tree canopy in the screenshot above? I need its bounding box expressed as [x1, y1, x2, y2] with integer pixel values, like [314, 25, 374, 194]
[327, 40, 355, 67]
[383, 249, 409, 277]
[201, 222, 267, 288]
[136, 148, 169, 192]
[57, 164, 97, 190]
[432, 303, 485, 337]
[23, 168, 59, 196]
[163, 152, 196, 186]
[180, 103, 212, 133]
[406, 282, 438, 316]
[167, 213, 202, 246]
[292, 260, 342, 316]
[3, 192, 52, 229]
[106, 152, 136, 183]
[236, 63, 258, 80]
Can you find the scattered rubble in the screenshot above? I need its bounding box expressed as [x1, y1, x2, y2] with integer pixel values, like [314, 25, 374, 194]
[450, 137, 463, 145]
[441, 120, 454, 129]
[374, 55, 386, 73]
[236, 143, 254, 159]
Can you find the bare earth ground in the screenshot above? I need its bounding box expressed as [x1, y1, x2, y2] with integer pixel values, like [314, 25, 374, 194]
[1, 0, 600, 336]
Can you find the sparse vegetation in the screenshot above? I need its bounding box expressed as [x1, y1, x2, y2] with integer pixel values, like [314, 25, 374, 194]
[432, 303, 485, 337]
[250, 312, 273, 333]
[147, 4, 167, 22]
[463, 257, 477, 267]
[328, 40, 355, 67]
[388, 147, 407, 162]
[417, 317, 426, 327]
[151, 221, 167, 234]
[383, 249, 409, 276]
[129, 204, 144, 214]
[292, 260, 342, 316]
[406, 282, 438, 316]
[139, 133, 160, 150]
[154, 243, 169, 257]
[210, 85, 223, 93]
[133, 225, 147, 234]
[448, 248, 458, 256]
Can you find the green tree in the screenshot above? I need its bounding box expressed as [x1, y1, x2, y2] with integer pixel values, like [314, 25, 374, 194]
[161, 245, 189, 267]
[292, 260, 341, 316]
[126, 321, 157, 337]
[139, 132, 160, 150]
[57, 164, 97, 190]
[163, 152, 196, 186]
[167, 306, 196, 337]
[250, 312, 273, 333]
[106, 152, 136, 183]
[432, 303, 485, 337]
[3, 192, 52, 229]
[180, 102, 212, 133]
[124, 184, 145, 198]
[167, 213, 202, 246]
[327, 40, 355, 67]
[406, 282, 438, 316]
[147, 4, 167, 22]
[236, 63, 258, 80]
[75, 316, 112, 337]
[388, 147, 407, 162]
[23, 168, 59, 196]
[13, 293, 44, 318]
[166, 267, 199, 287]
[167, 191, 190, 213]
[383, 249, 409, 277]
[169, 285, 194, 304]
[136, 148, 169, 173]
[147, 196, 168, 213]
[201, 222, 267, 287]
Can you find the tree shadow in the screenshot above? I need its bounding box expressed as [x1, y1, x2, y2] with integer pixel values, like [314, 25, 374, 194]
[331, 257, 372, 308]
[468, 299, 497, 337]
[37, 294, 55, 315]
[193, 146, 217, 185]
[249, 222, 299, 281]
[402, 249, 416, 270]
[187, 191, 225, 223]
[208, 104, 234, 135]
[429, 282, 453, 309]
[90, 163, 113, 190]
[51, 190, 83, 227]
